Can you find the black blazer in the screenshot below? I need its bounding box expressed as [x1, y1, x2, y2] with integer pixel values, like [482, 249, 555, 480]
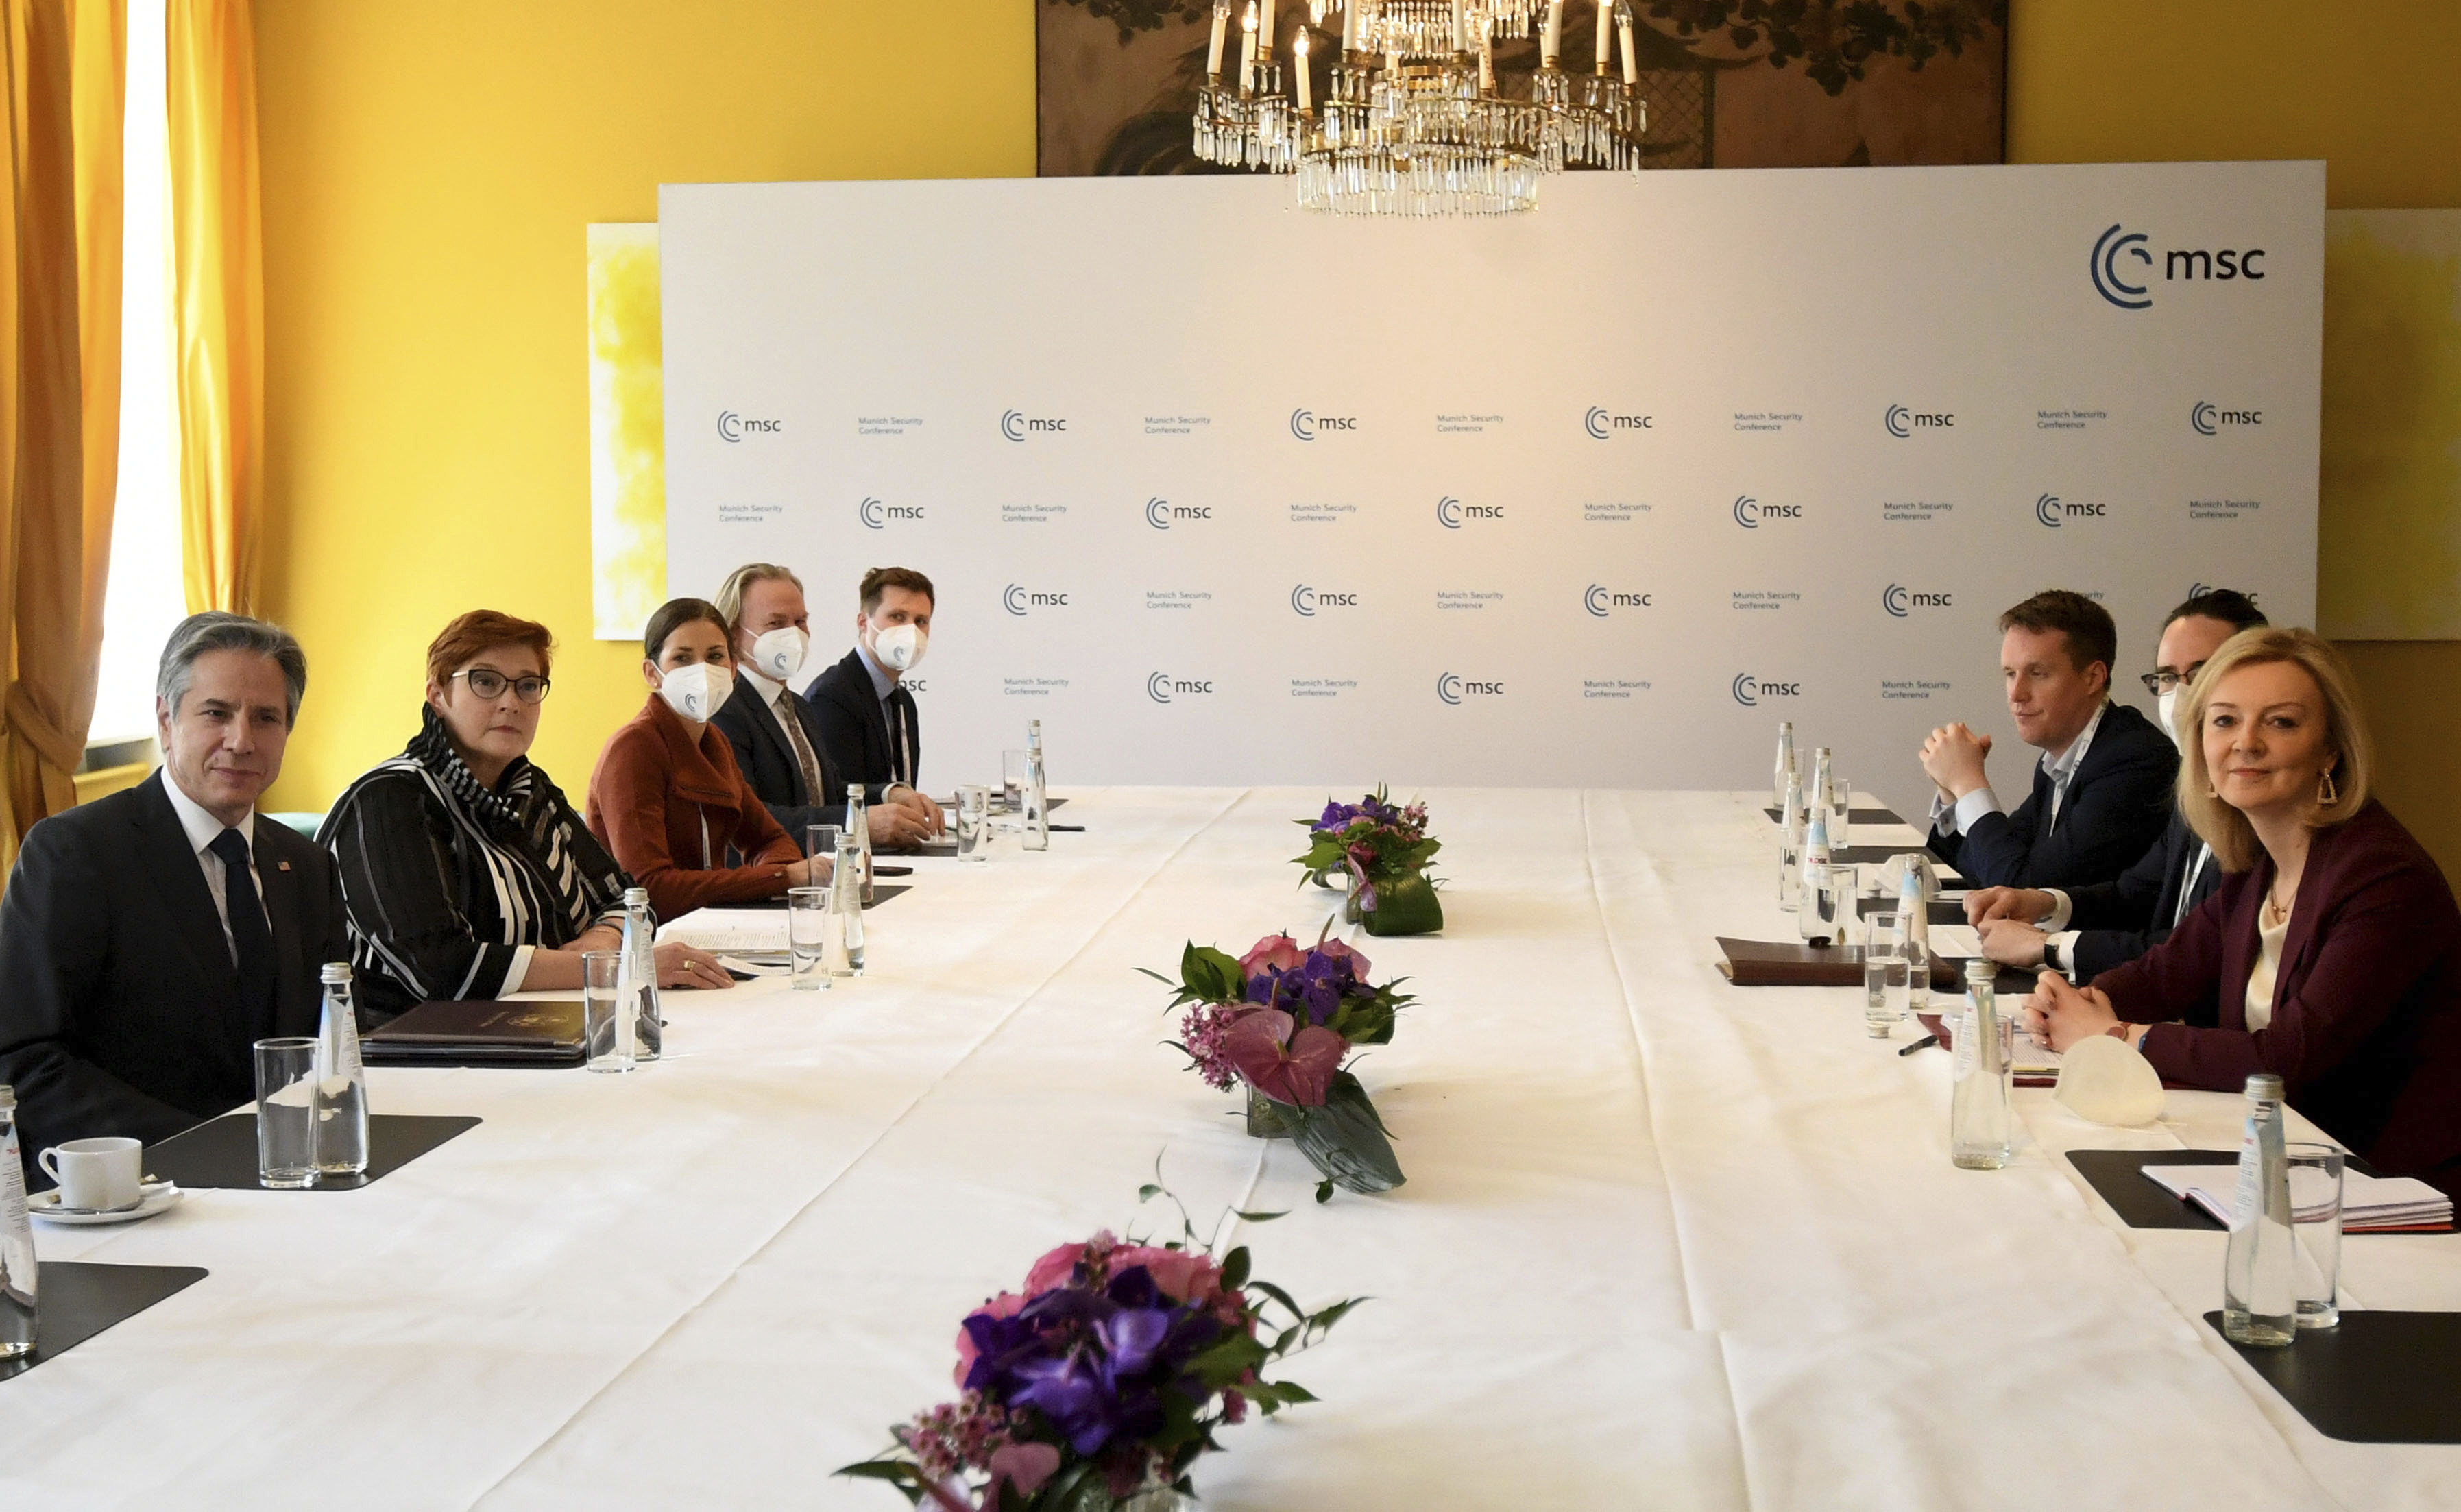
[0, 772, 350, 1173]
[1928, 701, 2177, 890]
[2063, 808, 2219, 979]
[805, 648, 919, 792]
[708, 678, 877, 842]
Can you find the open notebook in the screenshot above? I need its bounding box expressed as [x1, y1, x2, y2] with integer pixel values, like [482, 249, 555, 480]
[2142, 1163, 2455, 1232]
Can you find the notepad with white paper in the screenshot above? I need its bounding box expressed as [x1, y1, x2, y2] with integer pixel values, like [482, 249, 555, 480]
[2141, 1163, 2455, 1232]
[658, 907, 789, 958]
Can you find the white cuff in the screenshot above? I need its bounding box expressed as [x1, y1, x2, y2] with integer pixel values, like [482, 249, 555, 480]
[1952, 785, 2004, 836]
[496, 944, 537, 998]
[2043, 889, 2075, 932]
[2048, 930, 2083, 982]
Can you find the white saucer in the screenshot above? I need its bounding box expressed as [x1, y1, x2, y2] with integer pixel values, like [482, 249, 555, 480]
[29, 1180, 183, 1226]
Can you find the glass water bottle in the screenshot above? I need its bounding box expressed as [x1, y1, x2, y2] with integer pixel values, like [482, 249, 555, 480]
[832, 834, 868, 976]
[1778, 771, 1806, 911]
[843, 788, 876, 905]
[618, 888, 664, 1062]
[1021, 720, 1050, 852]
[314, 963, 372, 1176]
[1772, 721, 1796, 812]
[1950, 959, 2013, 1169]
[2222, 1073, 2298, 1346]
[0, 1087, 36, 1358]
[1797, 807, 1833, 944]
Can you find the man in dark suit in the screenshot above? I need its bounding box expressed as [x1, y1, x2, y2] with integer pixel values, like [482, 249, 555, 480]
[710, 562, 938, 847]
[805, 565, 945, 838]
[1, 614, 350, 1181]
[1918, 589, 2177, 890]
[1968, 588, 2270, 975]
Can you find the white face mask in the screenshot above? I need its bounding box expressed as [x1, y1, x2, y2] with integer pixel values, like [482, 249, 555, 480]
[657, 662, 733, 723]
[745, 625, 808, 683]
[2156, 688, 2181, 744]
[873, 622, 927, 672]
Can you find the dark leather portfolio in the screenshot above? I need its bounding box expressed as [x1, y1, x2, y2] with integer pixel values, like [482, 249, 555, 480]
[1714, 937, 1960, 990]
[363, 997, 587, 1067]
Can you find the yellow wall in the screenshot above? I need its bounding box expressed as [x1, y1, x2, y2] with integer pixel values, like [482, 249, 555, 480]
[254, 1, 1034, 810]
[258, 1, 2460, 873]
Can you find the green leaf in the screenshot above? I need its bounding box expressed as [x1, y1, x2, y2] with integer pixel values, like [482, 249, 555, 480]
[1306, 1297, 1367, 1334]
[1230, 1207, 1286, 1223]
[1285, 1073, 1406, 1195]
[1139, 1183, 1163, 1202]
[1246, 1278, 1304, 1321]
[1270, 1380, 1320, 1404]
[1220, 1245, 1251, 1291]
[1316, 1178, 1335, 1204]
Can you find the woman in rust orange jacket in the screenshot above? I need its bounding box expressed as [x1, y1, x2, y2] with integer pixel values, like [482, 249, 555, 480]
[587, 598, 829, 919]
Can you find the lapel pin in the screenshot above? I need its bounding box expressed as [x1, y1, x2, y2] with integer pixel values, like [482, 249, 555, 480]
[278, 860, 292, 871]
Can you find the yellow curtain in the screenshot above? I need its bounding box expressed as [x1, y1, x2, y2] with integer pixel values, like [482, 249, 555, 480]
[166, 0, 254, 613]
[0, 0, 124, 879]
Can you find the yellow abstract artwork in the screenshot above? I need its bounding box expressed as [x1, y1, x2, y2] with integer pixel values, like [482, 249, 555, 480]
[2320, 210, 2461, 639]
[589, 223, 667, 640]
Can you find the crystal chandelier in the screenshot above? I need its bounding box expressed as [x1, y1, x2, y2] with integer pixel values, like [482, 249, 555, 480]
[1193, 1, 1647, 217]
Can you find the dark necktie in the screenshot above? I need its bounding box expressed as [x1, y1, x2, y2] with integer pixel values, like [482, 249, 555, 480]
[208, 827, 278, 1021]
[886, 686, 917, 786]
[773, 690, 827, 804]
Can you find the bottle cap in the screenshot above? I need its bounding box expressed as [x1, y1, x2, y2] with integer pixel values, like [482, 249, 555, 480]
[319, 962, 352, 984]
[2244, 1073, 2286, 1100]
[1963, 958, 1994, 982]
[624, 886, 650, 905]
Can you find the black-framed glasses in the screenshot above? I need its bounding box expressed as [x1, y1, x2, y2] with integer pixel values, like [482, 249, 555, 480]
[2139, 663, 2209, 696]
[454, 668, 552, 704]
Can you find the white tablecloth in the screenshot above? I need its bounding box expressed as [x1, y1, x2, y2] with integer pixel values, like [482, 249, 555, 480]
[5, 789, 2456, 1510]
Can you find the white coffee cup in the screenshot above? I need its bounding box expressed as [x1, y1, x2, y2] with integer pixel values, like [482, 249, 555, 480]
[39, 1136, 144, 1212]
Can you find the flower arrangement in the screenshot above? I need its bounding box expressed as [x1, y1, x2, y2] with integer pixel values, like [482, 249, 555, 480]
[1146, 929, 1409, 1199]
[839, 1189, 1358, 1511]
[1293, 788, 1443, 936]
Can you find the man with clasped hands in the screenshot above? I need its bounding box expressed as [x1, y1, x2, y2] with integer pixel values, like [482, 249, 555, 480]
[1918, 589, 2177, 890]
[0, 614, 349, 1176]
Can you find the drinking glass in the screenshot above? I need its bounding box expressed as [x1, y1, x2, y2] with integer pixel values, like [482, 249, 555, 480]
[804, 822, 841, 862]
[956, 785, 991, 862]
[1799, 861, 1852, 945]
[253, 1037, 320, 1188]
[1864, 912, 1906, 1038]
[2286, 1141, 2345, 1329]
[1824, 866, 1860, 949]
[1001, 750, 1028, 813]
[1828, 774, 1852, 850]
[1778, 840, 1801, 911]
[582, 950, 633, 1073]
[788, 885, 836, 990]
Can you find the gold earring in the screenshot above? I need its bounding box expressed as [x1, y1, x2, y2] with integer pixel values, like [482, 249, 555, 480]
[2318, 767, 2340, 807]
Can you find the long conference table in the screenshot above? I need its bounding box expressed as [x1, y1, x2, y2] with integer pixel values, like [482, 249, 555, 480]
[6, 788, 2459, 1510]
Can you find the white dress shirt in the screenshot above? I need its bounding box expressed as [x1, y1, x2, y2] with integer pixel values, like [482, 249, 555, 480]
[161, 772, 262, 966]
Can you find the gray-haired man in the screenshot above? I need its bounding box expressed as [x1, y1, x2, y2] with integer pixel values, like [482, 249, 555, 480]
[0, 613, 350, 1182]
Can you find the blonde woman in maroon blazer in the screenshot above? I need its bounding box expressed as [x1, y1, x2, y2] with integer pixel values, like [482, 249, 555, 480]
[587, 598, 829, 921]
[2028, 627, 2461, 1197]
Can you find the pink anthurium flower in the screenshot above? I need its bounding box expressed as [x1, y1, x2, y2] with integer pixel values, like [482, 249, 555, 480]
[1222, 1008, 1345, 1107]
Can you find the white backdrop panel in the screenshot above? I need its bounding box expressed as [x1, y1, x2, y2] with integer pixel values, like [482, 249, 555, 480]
[660, 164, 2320, 805]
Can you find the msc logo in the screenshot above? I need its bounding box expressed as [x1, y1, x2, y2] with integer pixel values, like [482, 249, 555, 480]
[2189, 581, 2262, 603]
[1731, 674, 1802, 707]
[2035, 492, 2108, 528]
[716, 411, 780, 443]
[2092, 223, 2269, 310]
[1289, 409, 1358, 441]
[1435, 673, 1505, 706]
[1882, 584, 1954, 618]
[2190, 401, 2262, 436]
[1435, 496, 1505, 528]
[1584, 406, 1653, 439]
[1884, 404, 1953, 438]
[1732, 496, 1802, 528]
[1145, 497, 1211, 530]
[858, 496, 926, 530]
[1002, 585, 1069, 615]
[999, 410, 1066, 442]
[1584, 585, 1653, 616]
[1289, 585, 1358, 617]
[1146, 672, 1213, 704]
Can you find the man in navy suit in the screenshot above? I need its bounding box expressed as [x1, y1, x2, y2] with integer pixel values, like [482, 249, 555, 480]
[0, 614, 350, 1178]
[712, 562, 939, 849]
[1919, 589, 2177, 890]
[1967, 587, 2270, 975]
[805, 566, 947, 825]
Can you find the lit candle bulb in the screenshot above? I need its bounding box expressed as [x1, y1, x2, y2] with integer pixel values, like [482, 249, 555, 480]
[1478, 32, 1494, 92]
[1342, 0, 1358, 54]
[1543, 0, 1563, 66]
[1261, 0, 1277, 58]
[1209, 1, 1230, 76]
[1451, 0, 1466, 52]
[1618, 10, 1637, 85]
[1595, 0, 1612, 74]
[1241, 2, 1258, 91]
[1295, 29, 1313, 109]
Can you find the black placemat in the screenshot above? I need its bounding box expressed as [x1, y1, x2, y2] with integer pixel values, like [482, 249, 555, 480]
[1763, 805, 1904, 827]
[2069, 1149, 2238, 1229]
[726, 883, 911, 910]
[1858, 897, 1967, 928]
[0, 1263, 208, 1382]
[2206, 1310, 2461, 1443]
[145, 1113, 481, 1191]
